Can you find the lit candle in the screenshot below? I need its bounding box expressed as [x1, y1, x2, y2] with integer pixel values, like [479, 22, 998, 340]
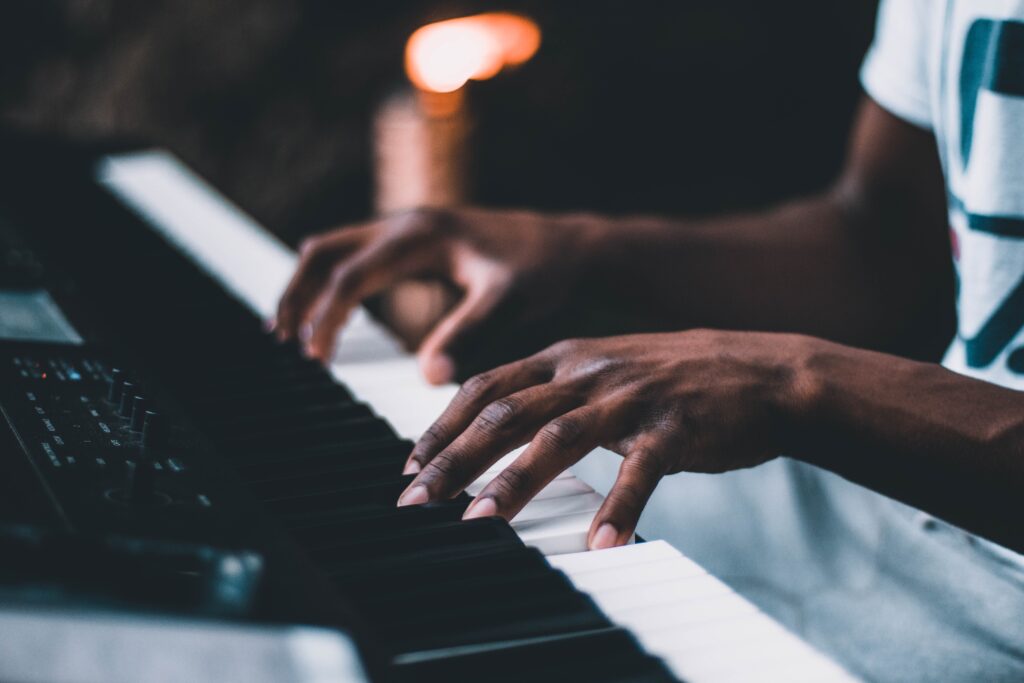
[371, 13, 540, 347]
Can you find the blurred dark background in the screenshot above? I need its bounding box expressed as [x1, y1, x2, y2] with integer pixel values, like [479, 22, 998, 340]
[0, 0, 878, 246]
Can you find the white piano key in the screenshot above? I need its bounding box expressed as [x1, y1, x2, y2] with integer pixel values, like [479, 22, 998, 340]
[463, 471, 590, 501]
[468, 456, 581, 493]
[660, 631, 857, 683]
[97, 152, 296, 319]
[589, 574, 731, 614]
[599, 592, 756, 632]
[526, 476, 595, 500]
[677, 643, 850, 683]
[642, 614, 780, 655]
[547, 539, 684, 574]
[331, 356, 457, 440]
[511, 510, 596, 555]
[510, 491, 604, 524]
[566, 557, 703, 593]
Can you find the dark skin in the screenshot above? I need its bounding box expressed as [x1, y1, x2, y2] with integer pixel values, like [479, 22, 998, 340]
[274, 98, 1024, 552]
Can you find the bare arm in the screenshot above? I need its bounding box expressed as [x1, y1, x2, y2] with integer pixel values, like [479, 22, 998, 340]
[792, 340, 1024, 552]
[398, 331, 1024, 554]
[585, 98, 955, 359]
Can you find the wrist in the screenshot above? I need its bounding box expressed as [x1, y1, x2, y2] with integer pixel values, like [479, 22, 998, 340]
[553, 212, 620, 264]
[773, 334, 834, 455]
[567, 212, 682, 262]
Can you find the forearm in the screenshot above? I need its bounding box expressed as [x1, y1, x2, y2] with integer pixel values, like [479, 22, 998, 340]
[786, 338, 1024, 552]
[593, 195, 881, 335]
[584, 187, 953, 358]
[579, 99, 954, 359]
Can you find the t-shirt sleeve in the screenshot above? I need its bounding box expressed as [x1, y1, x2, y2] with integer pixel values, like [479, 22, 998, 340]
[859, 0, 933, 130]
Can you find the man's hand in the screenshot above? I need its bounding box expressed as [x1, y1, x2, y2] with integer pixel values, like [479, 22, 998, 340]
[271, 206, 616, 384]
[397, 330, 812, 549]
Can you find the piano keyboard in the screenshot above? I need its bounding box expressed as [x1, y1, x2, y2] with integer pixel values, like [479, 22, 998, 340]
[95, 150, 860, 682]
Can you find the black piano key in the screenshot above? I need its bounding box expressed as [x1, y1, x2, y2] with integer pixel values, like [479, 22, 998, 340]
[244, 461, 407, 501]
[235, 440, 412, 483]
[207, 401, 372, 432]
[216, 415, 394, 453]
[222, 435, 409, 468]
[283, 495, 472, 536]
[288, 501, 469, 549]
[380, 591, 612, 653]
[335, 546, 550, 594]
[393, 628, 678, 683]
[166, 384, 357, 420]
[194, 381, 354, 413]
[326, 539, 525, 583]
[183, 362, 329, 390]
[307, 518, 519, 567]
[270, 488, 474, 529]
[355, 568, 577, 614]
[261, 479, 406, 515]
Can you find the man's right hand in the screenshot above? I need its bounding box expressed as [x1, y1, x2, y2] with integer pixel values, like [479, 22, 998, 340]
[271, 206, 615, 384]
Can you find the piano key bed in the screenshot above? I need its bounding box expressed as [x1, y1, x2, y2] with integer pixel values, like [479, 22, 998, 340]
[94, 150, 860, 682]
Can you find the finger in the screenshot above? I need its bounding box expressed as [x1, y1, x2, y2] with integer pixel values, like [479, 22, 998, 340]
[588, 438, 670, 549]
[463, 404, 606, 521]
[398, 384, 583, 506]
[305, 230, 439, 361]
[403, 356, 554, 475]
[416, 283, 506, 385]
[275, 227, 370, 341]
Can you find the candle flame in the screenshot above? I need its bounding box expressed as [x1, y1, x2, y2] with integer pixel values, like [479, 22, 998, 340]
[405, 13, 541, 93]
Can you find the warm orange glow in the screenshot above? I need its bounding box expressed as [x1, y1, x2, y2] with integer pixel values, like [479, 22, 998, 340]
[405, 13, 541, 93]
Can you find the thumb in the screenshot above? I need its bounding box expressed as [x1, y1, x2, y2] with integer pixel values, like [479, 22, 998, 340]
[417, 287, 502, 385]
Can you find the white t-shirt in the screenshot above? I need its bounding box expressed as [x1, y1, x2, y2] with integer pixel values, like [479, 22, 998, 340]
[862, 0, 1024, 389]
[861, 0, 1024, 568]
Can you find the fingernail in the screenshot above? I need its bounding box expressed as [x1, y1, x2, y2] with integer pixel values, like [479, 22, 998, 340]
[397, 485, 429, 507]
[263, 318, 276, 333]
[590, 523, 619, 550]
[299, 322, 314, 343]
[402, 460, 421, 475]
[421, 354, 454, 385]
[463, 497, 497, 520]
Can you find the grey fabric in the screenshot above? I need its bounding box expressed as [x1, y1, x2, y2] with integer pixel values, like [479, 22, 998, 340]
[574, 452, 1024, 683]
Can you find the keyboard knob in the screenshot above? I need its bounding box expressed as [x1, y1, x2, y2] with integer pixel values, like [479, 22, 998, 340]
[129, 395, 148, 432]
[106, 369, 124, 403]
[141, 410, 166, 450]
[118, 382, 136, 417]
[123, 458, 156, 504]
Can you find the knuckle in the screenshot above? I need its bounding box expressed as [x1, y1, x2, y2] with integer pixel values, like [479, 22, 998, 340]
[400, 207, 449, 235]
[548, 339, 574, 356]
[424, 450, 462, 481]
[298, 235, 325, 258]
[328, 263, 360, 296]
[491, 465, 534, 499]
[296, 232, 331, 259]
[622, 453, 666, 480]
[539, 416, 583, 449]
[548, 337, 586, 359]
[460, 371, 497, 402]
[681, 327, 715, 346]
[420, 423, 449, 450]
[477, 397, 522, 432]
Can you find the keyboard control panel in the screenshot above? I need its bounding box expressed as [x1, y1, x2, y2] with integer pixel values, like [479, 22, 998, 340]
[1, 341, 221, 536]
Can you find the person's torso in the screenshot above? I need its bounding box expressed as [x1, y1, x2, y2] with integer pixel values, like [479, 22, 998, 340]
[925, 0, 1024, 389]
